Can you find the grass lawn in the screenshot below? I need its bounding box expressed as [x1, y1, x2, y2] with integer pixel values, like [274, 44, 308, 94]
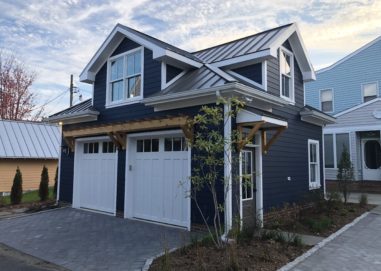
[1, 187, 55, 206]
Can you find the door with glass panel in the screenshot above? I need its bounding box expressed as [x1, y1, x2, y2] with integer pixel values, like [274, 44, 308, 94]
[362, 139, 381, 181]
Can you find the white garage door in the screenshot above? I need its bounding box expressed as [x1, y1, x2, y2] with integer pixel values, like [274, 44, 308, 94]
[130, 135, 189, 227]
[74, 140, 117, 214]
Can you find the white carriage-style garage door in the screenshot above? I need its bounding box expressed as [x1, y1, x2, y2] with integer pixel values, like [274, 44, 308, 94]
[128, 133, 189, 228]
[73, 139, 117, 214]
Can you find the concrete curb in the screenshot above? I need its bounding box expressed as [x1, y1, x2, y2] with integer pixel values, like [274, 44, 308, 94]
[277, 211, 370, 271]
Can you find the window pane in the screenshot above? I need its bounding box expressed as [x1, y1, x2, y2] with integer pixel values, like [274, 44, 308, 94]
[363, 83, 377, 97]
[111, 80, 123, 101]
[336, 133, 350, 165]
[127, 76, 141, 98]
[111, 58, 123, 80]
[281, 51, 291, 76]
[103, 142, 107, 153]
[152, 139, 159, 152]
[84, 143, 88, 154]
[310, 144, 317, 163]
[310, 165, 316, 183]
[144, 139, 151, 152]
[127, 54, 135, 76]
[282, 75, 290, 97]
[136, 140, 143, 152]
[93, 143, 99, 153]
[134, 51, 141, 74]
[324, 134, 334, 168]
[322, 101, 333, 112]
[165, 138, 172, 151]
[89, 143, 94, 153]
[321, 89, 332, 102]
[173, 137, 182, 151]
[364, 95, 377, 103]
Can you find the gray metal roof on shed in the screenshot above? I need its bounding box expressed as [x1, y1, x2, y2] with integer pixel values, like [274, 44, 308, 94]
[0, 120, 60, 159]
[192, 23, 292, 63]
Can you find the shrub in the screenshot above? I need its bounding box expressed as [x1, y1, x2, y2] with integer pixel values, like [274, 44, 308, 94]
[359, 194, 368, 207]
[53, 166, 58, 197]
[10, 167, 23, 205]
[337, 146, 354, 204]
[305, 216, 332, 233]
[39, 165, 49, 201]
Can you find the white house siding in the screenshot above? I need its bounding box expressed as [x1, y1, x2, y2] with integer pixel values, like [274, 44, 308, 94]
[324, 99, 381, 181]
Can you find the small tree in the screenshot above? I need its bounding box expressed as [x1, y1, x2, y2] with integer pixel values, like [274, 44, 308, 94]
[10, 167, 23, 205]
[337, 145, 354, 204]
[53, 166, 58, 197]
[39, 165, 49, 201]
[188, 97, 244, 248]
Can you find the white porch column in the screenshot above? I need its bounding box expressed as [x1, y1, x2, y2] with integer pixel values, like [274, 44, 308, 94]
[224, 103, 233, 234]
[255, 133, 263, 227]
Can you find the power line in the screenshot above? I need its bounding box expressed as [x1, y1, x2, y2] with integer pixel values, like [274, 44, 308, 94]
[33, 88, 68, 111]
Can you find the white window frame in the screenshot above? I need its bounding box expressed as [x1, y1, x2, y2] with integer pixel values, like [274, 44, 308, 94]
[319, 88, 334, 113]
[323, 133, 352, 169]
[106, 46, 144, 108]
[240, 150, 254, 201]
[279, 47, 295, 103]
[361, 81, 379, 103]
[308, 139, 321, 190]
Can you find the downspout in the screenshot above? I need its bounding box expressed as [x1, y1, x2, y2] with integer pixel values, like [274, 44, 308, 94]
[56, 122, 63, 204]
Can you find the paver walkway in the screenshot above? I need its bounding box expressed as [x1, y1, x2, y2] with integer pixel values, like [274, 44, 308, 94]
[291, 208, 381, 271]
[0, 208, 192, 271]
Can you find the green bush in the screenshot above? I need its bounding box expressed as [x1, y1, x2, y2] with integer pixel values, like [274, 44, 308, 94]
[10, 167, 23, 205]
[305, 216, 332, 233]
[359, 194, 368, 207]
[39, 165, 49, 201]
[53, 166, 58, 197]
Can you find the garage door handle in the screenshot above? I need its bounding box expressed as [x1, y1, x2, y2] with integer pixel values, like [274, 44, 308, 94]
[129, 165, 132, 171]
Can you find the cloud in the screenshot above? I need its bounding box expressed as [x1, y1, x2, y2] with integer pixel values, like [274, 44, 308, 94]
[0, 0, 380, 115]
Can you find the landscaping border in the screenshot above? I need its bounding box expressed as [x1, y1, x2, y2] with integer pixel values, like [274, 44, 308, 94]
[277, 211, 370, 271]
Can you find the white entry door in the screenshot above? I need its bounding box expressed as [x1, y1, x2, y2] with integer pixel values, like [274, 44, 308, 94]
[129, 134, 189, 227]
[362, 139, 381, 181]
[74, 140, 117, 214]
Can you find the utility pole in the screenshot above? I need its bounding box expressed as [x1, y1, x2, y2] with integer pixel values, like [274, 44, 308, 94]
[69, 74, 74, 107]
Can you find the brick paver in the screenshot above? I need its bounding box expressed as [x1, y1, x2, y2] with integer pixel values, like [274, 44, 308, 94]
[292, 212, 381, 271]
[0, 208, 191, 271]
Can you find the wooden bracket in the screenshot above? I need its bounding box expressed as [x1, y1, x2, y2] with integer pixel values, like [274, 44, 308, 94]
[64, 137, 75, 152]
[262, 126, 287, 154]
[238, 121, 264, 150]
[181, 121, 194, 142]
[108, 132, 126, 150]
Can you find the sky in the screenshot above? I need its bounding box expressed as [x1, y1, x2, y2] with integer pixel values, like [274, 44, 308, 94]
[0, 0, 380, 117]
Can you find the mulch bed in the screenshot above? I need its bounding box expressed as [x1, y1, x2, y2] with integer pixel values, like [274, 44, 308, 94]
[267, 202, 373, 237]
[0, 199, 58, 214]
[150, 238, 309, 271]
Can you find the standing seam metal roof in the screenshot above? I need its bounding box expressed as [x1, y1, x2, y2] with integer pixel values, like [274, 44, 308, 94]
[0, 120, 60, 159]
[192, 24, 292, 63]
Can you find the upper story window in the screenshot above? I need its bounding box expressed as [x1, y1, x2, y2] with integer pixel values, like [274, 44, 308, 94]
[279, 48, 294, 102]
[320, 89, 333, 113]
[107, 47, 143, 106]
[362, 82, 378, 103]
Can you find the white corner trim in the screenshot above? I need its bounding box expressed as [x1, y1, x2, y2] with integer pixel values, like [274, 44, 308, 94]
[224, 102, 233, 235]
[334, 97, 381, 117]
[263, 60, 268, 91]
[277, 212, 370, 271]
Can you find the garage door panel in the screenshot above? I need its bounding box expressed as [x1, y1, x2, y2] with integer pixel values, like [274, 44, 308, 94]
[132, 135, 189, 228]
[74, 141, 117, 214]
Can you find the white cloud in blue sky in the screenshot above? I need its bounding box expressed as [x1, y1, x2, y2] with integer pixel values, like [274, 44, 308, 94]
[0, 0, 380, 115]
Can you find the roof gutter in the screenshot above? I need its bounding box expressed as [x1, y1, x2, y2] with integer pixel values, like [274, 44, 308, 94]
[47, 110, 99, 125]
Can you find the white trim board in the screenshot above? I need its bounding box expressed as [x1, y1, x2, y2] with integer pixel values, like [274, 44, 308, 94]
[324, 124, 381, 134]
[335, 98, 381, 117]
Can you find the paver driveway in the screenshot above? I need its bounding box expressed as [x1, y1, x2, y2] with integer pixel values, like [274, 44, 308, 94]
[291, 209, 381, 271]
[0, 208, 192, 271]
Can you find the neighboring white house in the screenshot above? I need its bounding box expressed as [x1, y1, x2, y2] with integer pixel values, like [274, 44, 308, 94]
[323, 98, 381, 181]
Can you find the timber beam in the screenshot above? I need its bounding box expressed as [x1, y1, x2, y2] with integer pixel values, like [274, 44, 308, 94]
[262, 126, 287, 154]
[237, 121, 265, 150]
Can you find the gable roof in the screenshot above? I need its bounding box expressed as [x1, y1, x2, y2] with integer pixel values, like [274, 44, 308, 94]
[0, 120, 60, 159]
[334, 97, 381, 117]
[318, 36, 381, 74]
[80, 22, 315, 83]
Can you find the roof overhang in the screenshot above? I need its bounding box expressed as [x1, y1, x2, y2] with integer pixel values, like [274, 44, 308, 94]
[80, 24, 202, 83]
[48, 110, 99, 125]
[237, 109, 288, 129]
[143, 82, 288, 112]
[300, 107, 336, 126]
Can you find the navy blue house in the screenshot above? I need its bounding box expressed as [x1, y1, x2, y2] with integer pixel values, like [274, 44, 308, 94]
[49, 23, 334, 232]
